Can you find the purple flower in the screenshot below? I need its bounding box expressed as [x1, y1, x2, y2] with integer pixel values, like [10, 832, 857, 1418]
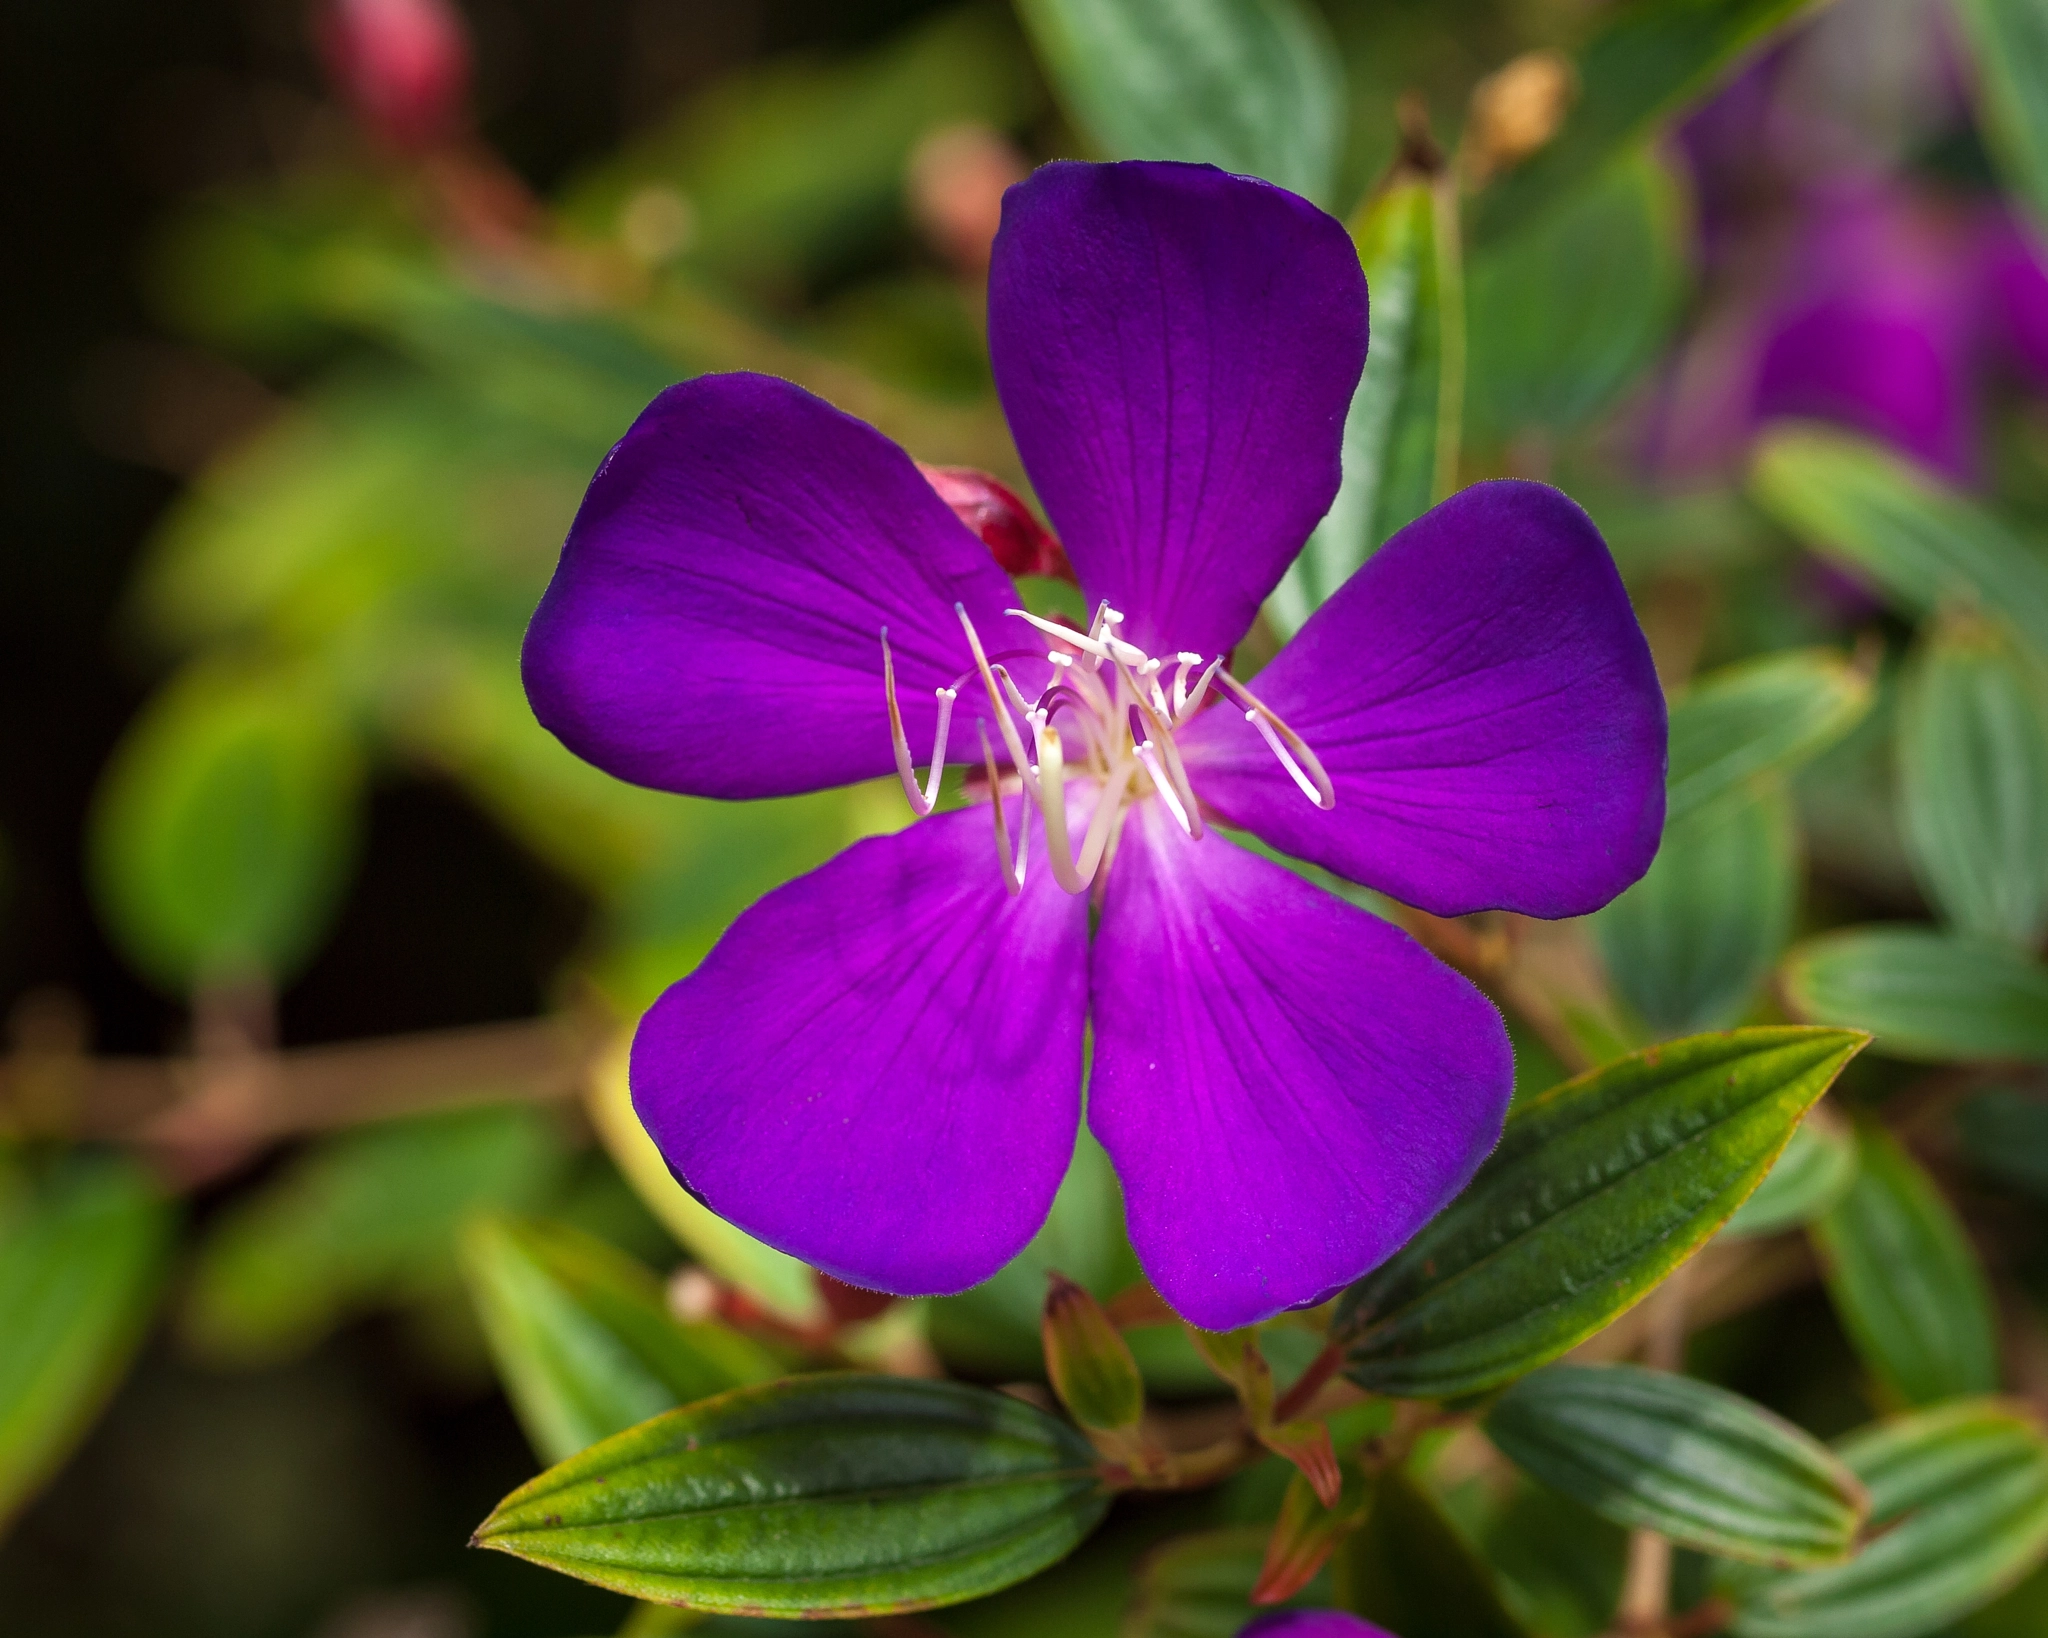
[523, 161, 1665, 1330]
[1239, 1614, 1399, 1638]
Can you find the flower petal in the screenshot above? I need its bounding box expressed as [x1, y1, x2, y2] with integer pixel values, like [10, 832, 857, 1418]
[631, 800, 1088, 1295]
[1240, 1616, 1399, 1638]
[1089, 803, 1511, 1331]
[1179, 479, 1666, 919]
[987, 160, 1367, 661]
[523, 372, 1032, 800]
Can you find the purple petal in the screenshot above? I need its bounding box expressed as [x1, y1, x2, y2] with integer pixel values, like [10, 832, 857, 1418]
[1088, 803, 1511, 1331]
[631, 800, 1088, 1295]
[523, 372, 1033, 800]
[1240, 1615, 1401, 1638]
[987, 160, 1367, 661]
[1179, 480, 1666, 920]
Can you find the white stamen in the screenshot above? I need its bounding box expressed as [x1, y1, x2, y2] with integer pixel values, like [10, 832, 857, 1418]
[1215, 670, 1335, 809]
[956, 605, 1039, 801]
[1135, 741, 1194, 835]
[979, 721, 1022, 896]
[882, 629, 955, 817]
[1175, 656, 1225, 725]
[1246, 709, 1325, 806]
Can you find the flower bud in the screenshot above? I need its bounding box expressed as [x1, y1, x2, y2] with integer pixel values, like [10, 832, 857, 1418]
[1190, 1327, 1341, 1505]
[907, 123, 1029, 274]
[1250, 1465, 1373, 1606]
[1042, 1272, 1144, 1434]
[918, 463, 1074, 582]
[319, 0, 471, 154]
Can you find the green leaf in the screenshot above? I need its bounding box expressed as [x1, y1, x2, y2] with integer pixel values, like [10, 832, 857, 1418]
[1484, 1364, 1868, 1566]
[1335, 1028, 1866, 1399]
[1812, 1125, 2000, 1407]
[1122, 1525, 1331, 1636]
[1781, 927, 2048, 1062]
[1333, 1467, 1528, 1637]
[1721, 1112, 1859, 1238]
[1750, 423, 2048, 659]
[1897, 613, 2048, 947]
[1952, 0, 2048, 235]
[1666, 648, 1876, 826]
[1269, 169, 1459, 635]
[1595, 782, 1797, 1038]
[473, 1374, 1109, 1616]
[1728, 1400, 2048, 1638]
[88, 658, 363, 990]
[0, 1156, 173, 1530]
[460, 1215, 783, 1467]
[182, 1105, 567, 1365]
[1467, 147, 1688, 441]
[1014, 0, 1345, 202]
[1471, 0, 1821, 246]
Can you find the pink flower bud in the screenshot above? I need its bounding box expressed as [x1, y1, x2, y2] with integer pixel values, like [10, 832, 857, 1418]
[319, 0, 471, 154]
[917, 463, 1074, 582]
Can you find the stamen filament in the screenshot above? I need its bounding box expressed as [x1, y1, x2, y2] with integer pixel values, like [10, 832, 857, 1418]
[1175, 656, 1224, 724]
[1032, 724, 1087, 894]
[956, 605, 1039, 801]
[882, 629, 955, 816]
[1215, 672, 1336, 808]
[979, 721, 1022, 896]
[1135, 742, 1194, 835]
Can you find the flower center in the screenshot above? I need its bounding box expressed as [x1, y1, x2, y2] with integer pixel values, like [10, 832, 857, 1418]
[882, 602, 1333, 896]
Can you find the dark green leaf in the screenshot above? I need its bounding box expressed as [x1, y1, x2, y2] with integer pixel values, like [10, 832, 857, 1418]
[1781, 928, 2048, 1062]
[1728, 1400, 2048, 1638]
[182, 1105, 566, 1365]
[1467, 148, 1687, 440]
[1897, 613, 2048, 947]
[89, 659, 363, 989]
[1484, 1363, 1868, 1566]
[1336, 1028, 1866, 1399]
[0, 1156, 174, 1530]
[1750, 423, 2048, 659]
[1952, 0, 2048, 234]
[1595, 783, 1797, 1037]
[461, 1215, 783, 1466]
[1271, 171, 1458, 634]
[1472, 0, 1822, 246]
[1333, 1467, 1527, 1638]
[1015, 0, 1345, 201]
[1721, 1112, 1859, 1238]
[1812, 1125, 2000, 1407]
[1666, 648, 1875, 826]
[473, 1374, 1109, 1616]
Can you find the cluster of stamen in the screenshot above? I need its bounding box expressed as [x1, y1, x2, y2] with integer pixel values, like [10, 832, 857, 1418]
[883, 602, 1333, 896]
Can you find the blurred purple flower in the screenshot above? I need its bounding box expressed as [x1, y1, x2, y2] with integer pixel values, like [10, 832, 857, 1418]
[522, 161, 1665, 1330]
[1240, 1615, 1400, 1638]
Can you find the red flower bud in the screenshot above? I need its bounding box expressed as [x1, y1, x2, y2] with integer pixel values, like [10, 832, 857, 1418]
[319, 0, 471, 154]
[918, 463, 1074, 583]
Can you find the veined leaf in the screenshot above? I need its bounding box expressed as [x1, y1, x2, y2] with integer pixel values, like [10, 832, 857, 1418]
[1897, 612, 2048, 948]
[1472, 0, 1822, 246]
[1722, 1111, 1859, 1238]
[1781, 927, 2048, 1062]
[1750, 423, 2048, 659]
[1952, 0, 2048, 235]
[0, 1156, 173, 1530]
[1595, 782, 1798, 1038]
[473, 1374, 1108, 1616]
[1812, 1125, 2000, 1407]
[460, 1215, 782, 1467]
[1335, 1029, 1865, 1399]
[89, 657, 363, 990]
[1467, 147, 1688, 441]
[1728, 1401, 2048, 1638]
[1014, 0, 1345, 202]
[1665, 648, 1875, 826]
[1270, 167, 1459, 635]
[1484, 1364, 1868, 1566]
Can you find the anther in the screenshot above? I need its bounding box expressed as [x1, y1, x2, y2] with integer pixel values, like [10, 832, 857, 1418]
[1214, 671, 1335, 810]
[956, 604, 1039, 801]
[979, 721, 1023, 896]
[882, 628, 955, 817]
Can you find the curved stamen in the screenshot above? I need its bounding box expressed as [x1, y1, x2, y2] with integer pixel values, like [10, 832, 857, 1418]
[1115, 661, 1205, 838]
[1174, 655, 1224, 725]
[956, 605, 1039, 801]
[1215, 671, 1336, 810]
[978, 721, 1022, 896]
[882, 628, 956, 817]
